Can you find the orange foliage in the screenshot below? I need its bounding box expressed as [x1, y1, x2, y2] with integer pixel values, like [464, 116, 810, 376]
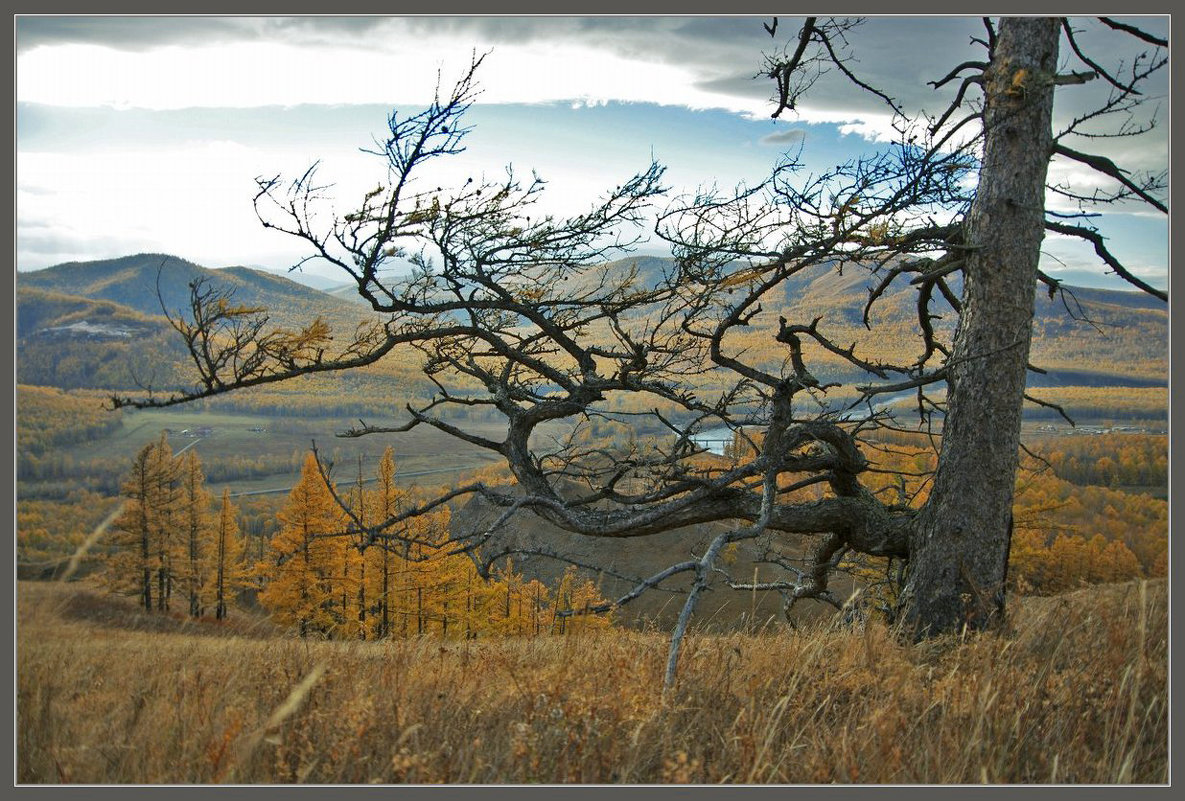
[258, 447, 614, 640]
[256, 452, 351, 636]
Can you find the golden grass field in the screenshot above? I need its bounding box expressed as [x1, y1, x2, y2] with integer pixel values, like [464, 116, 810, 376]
[16, 578, 1166, 785]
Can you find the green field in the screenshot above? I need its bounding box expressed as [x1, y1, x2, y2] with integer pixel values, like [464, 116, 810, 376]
[55, 406, 509, 493]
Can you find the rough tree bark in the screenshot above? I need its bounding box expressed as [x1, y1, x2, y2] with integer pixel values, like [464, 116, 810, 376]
[899, 18, 1061, 637]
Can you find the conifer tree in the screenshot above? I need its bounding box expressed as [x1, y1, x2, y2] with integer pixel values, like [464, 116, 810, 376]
[352, 456, 368, 637]
[249, 447, 618, 640]
[342, 455, 373, 639]
[212, 488, 247, 620]
[106, 433, 180, 611]
[257, 452, 347, 636]
[547, 566, 613, 635]
[151, 434, 182, 611]
[402, 504, 454, 637]
[483, 560, 546, 637]
[368, 446, 407, 639]
[178, 449, 214, 618]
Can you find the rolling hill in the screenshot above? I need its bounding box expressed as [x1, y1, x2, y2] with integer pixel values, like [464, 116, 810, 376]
[15, 254, 384, 392]
[14, 252, 1167, 396]
[15, 286, 188, 390]
[596, 255, 1167, 387]
[16, 253, 373, 332]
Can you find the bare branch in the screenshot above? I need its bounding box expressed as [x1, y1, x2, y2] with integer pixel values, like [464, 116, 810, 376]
[1098, 17, 1167, 48]
[1052, 143, 1167, 213]
[1044, 220, 1167, 300]
[1061, 18, 1137, 95]
[1023, 392, 1076, 427]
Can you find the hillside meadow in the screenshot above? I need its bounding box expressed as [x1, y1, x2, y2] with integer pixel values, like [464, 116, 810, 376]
[17, 578, 1166, 784]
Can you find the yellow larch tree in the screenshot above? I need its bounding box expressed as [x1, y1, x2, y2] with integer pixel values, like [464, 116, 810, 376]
[211, 488, 248, 620]
[177, 449, 214, 618]
[547, 565, 614, 635]
[398, 504, 457, 637]
[482, 560, 553, 637]
[257, 452, 348, 637]
[105, 432, 181, 611]
[359, 448, 459, 639]
[366, 446, 409, 639]
[253, 447, 617, 639]
[348, 456, 372, 639]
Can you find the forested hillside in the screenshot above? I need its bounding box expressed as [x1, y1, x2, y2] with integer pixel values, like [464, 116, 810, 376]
[16, 287, 188, 390]
[15, 253, 1167, 397]
[14, 253, 1168, 614]
[17, 253, 366, 329]
[15, 255, 421, 397]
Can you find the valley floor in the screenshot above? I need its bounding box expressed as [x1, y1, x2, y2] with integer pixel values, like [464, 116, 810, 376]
[15, 578, 1167, 784]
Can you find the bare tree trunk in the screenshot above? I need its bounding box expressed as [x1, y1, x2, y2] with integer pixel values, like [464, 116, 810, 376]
[189, 523, 200, 618]
[216, 516, 227, 620]
[356, 456, 366, 639]
[141, 566, 152, 611]
[358, 557, 367, 640]
[900, 17, 1060, 638]
[381, 546, 390, 639]
[140, 505, 152, 612]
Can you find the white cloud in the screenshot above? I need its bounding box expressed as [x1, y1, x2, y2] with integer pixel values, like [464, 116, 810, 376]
[16, 35, 768, 118]
[17, 142, 321, 271]
[15, 123, 654, 275]
[1044, 157, 1167, 217]
[18, 17, 1167, 166]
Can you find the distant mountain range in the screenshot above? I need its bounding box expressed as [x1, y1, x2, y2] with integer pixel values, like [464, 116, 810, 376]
[15, 252, 1167, 394]
[593, 254, 1167, 387]
[17, 254, 364, 323]
[237, 264, 353, 293]
[16, 254, 378, 391]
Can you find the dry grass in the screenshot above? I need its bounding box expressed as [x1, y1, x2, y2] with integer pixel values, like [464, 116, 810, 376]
[16, 578, 1167, 784]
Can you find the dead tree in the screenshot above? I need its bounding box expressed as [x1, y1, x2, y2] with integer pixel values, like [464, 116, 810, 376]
[112, 20, 1167, 684]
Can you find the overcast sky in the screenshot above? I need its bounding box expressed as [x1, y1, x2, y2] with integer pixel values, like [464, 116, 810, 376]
[15, 15, 1169, 291]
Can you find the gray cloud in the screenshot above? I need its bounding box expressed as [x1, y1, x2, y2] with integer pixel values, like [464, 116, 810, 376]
[15, 16, 413, 53]
[16, 221, 147, 271]
[388, 14, 1167, 145]
[15, 17, 255, 53]
[18, 16, 1167, 125]
[694, 72, 771, 104]
[759, 129, 806, 146]
[397, 16, 768, 49]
